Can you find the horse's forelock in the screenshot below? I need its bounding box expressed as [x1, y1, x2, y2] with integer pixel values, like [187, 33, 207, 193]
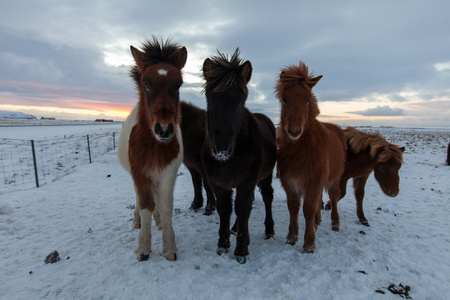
[275, 62, 314, 94]
[203, 49, 248, 93]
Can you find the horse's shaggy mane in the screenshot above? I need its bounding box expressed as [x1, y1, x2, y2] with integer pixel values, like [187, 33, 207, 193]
[345, 127, 404, 164]
[130, 37, 183, 88]
[203, 48, 248, 93]
[275, 62, 320, 118]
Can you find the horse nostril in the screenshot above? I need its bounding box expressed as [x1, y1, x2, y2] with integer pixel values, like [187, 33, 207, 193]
[154, 123, 163, 135]
[297, 129, 301, 136]
[167, 123, 174, 136]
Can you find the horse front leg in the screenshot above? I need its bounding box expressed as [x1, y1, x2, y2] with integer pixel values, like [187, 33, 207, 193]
[156, 174, 179, 261]
[132, 184, 141, 229]
[234, 183, 255, 264]
[214, 186, 233, 256]
[302, 189, 322, 253]
[285, 185, 301, 245]
[257, 175, 274, 239]
[353, 176, 369, 226]
[134, 180, 155, 261]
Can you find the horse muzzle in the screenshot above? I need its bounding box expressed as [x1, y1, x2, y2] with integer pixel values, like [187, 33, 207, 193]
[154, 122, 175, 142]
[287, 127, 302, 140]
[211, 144, 232, 161]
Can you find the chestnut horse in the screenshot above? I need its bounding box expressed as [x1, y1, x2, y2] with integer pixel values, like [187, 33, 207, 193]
[117, 38, 187, 262]
[276, 62, 347, 253]
[201, 49, 277, 264]
[324, 127, 405, 226]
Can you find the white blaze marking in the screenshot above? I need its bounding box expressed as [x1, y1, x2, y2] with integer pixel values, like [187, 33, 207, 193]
[158, 69, 168, 76]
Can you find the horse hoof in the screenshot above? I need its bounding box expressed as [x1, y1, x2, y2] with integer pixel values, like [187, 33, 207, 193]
[361, 222, 370, 227]
[286, 240, 296, 246]
[203, 209, 213, 216]
[332, 226, 340, 232]
[303, 248, 314, 254]
[235, 255, 247, 264]
[190, 203, 202, 212]
[264, 233, 274, 240]
[165, 252, 177, 261]
[137, 253, 150, 261]
[217, 247, 228, 256]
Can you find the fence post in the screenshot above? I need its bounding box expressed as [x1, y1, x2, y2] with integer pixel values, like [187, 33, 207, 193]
[31, 140, 39, 188]
[87, 135, 92, 163]
[113, 132, 116, 150]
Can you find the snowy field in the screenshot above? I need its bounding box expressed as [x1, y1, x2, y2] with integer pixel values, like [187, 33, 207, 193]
[1, 125, 450, 299]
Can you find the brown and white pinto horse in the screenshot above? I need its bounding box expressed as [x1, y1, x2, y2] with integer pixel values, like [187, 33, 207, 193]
[324, 127, 405, 226]
[118, 38, 187, 262]
[276, 61, 347, 253]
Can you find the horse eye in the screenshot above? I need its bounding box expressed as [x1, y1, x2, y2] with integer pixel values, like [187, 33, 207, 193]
[306, 98, 310, 103]
[282, 98, 287, 103]
[143, 81, 151, 90]
[380, 166, 386, 171]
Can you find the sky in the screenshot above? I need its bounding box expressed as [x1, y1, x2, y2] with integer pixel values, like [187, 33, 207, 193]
[0, 1, 449, 127]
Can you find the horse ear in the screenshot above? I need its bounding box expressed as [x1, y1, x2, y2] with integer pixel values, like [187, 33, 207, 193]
[308, 75, 323, 88]
[130, 46, 145, 71]
[203, 58, 213, 79]
[400, 146, 405, 153]
[174, 46, 188, 69]
[240, 60, 252, 83]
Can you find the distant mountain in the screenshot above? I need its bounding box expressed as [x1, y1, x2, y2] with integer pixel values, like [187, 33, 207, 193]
[0, 110, 37, 120]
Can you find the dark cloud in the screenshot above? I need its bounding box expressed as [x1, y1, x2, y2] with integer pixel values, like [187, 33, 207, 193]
[349, 105, 404, 116]
[0, 1, 449, 125]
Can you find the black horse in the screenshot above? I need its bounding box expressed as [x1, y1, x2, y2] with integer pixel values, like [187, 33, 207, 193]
[180, 101, 216, 215]
[201, 49, 277, 264]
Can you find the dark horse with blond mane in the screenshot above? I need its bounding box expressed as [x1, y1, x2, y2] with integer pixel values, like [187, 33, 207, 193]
[118, 38, 187, 262]
[276, 61, 347, 253]
[201, 49, 277, 264]
[324, 127, 405, 226]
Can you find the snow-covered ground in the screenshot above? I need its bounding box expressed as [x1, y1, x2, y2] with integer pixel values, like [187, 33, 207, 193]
[1, 125, 449, 299]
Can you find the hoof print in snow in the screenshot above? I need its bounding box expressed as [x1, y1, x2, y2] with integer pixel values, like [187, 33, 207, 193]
[44, 250, 61, 264]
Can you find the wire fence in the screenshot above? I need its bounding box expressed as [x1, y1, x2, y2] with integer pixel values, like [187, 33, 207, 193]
[1, 132, 118, 193]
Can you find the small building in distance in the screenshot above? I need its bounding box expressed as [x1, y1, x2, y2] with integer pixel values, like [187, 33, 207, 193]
[95, 119, 114, 122]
